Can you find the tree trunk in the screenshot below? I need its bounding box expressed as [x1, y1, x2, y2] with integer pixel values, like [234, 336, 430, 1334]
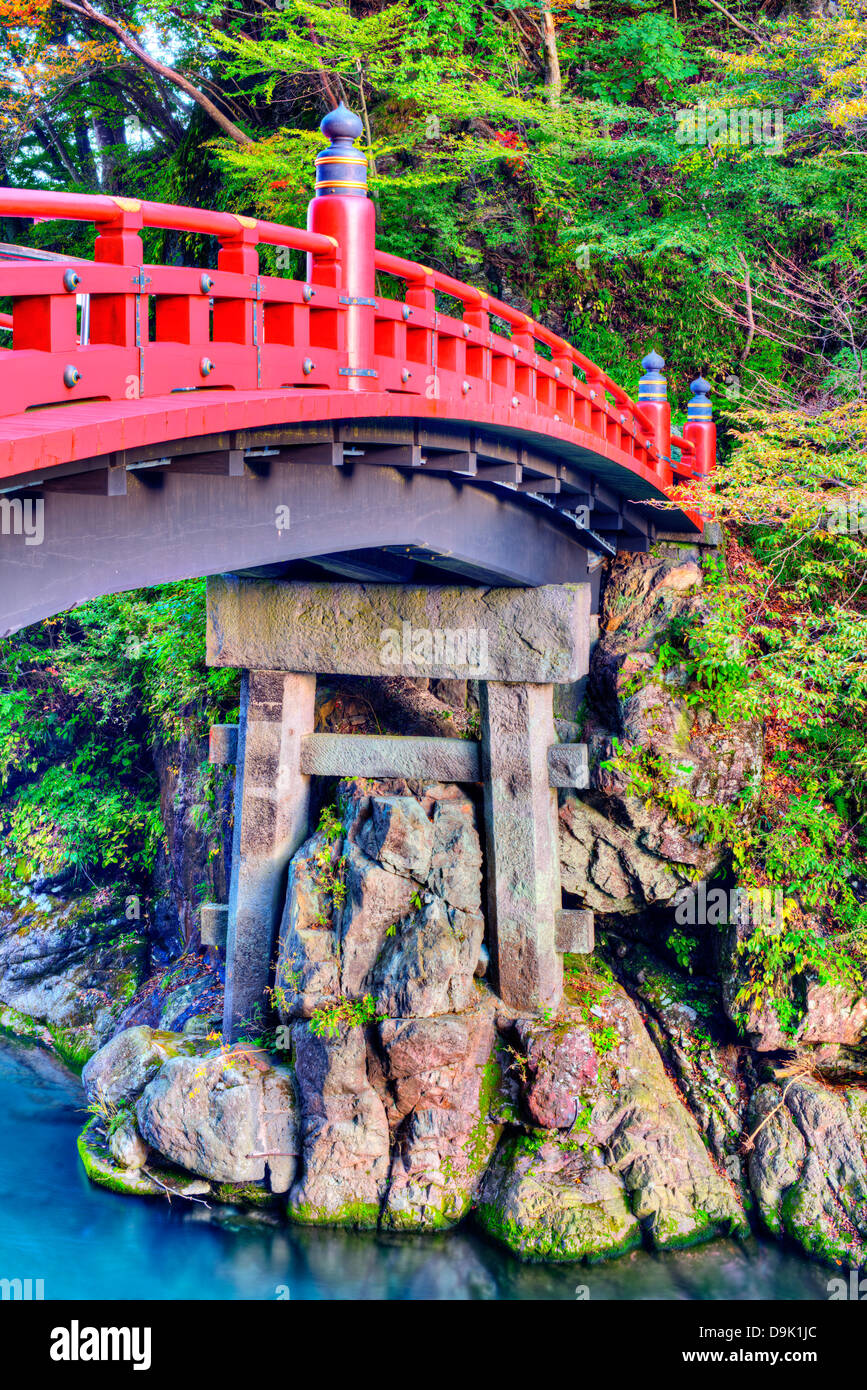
[540, 6, 562, 108]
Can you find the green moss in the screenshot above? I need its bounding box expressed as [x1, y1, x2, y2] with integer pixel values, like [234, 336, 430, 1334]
[381, 1203, 458, 1233]
[289, 1199, 381, 1230]
[46, 1023, 95, 1072]
[211, 1181, 279, 1208]
[0, 1003, 51, 1046]
[463, 1051, 506, 1179]
[77, 1118, 162, 1198]
[475, 1198, 642, 1265]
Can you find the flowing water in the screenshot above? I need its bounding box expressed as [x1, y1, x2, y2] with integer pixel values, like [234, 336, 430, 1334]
[0, 1034, 834, 1302]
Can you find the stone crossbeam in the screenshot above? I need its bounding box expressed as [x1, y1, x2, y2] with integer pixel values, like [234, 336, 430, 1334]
[207, 576, 590, 684]
[300, 732, 481, 781]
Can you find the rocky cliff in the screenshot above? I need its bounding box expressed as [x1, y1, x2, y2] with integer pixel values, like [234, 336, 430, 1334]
[5, 534, 867, 1268]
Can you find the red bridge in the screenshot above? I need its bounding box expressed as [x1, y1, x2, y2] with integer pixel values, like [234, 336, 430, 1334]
[0, 104, 715, 637]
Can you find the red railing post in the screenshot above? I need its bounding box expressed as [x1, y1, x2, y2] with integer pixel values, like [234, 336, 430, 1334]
[306, 104, 376, 391]
[638, 349, 673, 487]
[551, 350, 574, 423]
[91, 196, 144, 349]
[463, 293, 491, 402]
[683, 376, 716, 480]
[511, 315, 535, 402]
[215, 217, 259, 354]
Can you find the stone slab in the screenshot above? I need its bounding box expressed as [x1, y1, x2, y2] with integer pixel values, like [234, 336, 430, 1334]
[655, 521, 721, 547]
[208, 723, 239, 766]
[300, 732, 481, 781]
[200, 903, 229, 949]
[555, 909, 595, 955]
[548, 742, 589, 789]
[206, 576, 590, 683]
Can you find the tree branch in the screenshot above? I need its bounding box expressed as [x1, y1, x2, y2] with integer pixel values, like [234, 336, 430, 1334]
[58, 0, 254, 146]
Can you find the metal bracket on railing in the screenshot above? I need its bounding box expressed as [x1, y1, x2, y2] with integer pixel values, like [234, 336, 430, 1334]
[131, 272, 151, 397]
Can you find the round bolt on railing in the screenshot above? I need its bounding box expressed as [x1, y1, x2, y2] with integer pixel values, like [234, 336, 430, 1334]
[303, 357, 315, 375]
[63, 365, 80, 388]
[63, 269, 80, 293]
[200, 357, 214, 377]
[200, 274, 213, 293]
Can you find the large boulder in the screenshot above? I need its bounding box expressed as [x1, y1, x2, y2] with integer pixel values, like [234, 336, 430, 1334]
[478, 1134, 642, 1262]
[592, 984, 747, 1249]
[137, 1047, 299, 1193]
[288, 1021, 391, 1227]
[274, 782, 485, 1023]
[479, 969, 746, 1260]
[747, 1078, 867, 1265]
[82, 1025, 203, 1108]
[559, 546, 762, 916]
[377, 1006, 503, 1230]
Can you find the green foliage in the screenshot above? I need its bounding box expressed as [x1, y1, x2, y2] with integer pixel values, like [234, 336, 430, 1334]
[668, 928, 699, 975]
[735, 925, 860, 1037]
[0, 580, 239, 888]
[309, 994, 380, 1039]
[610, 404, 867, 1032]
[310, 805, 348, 923]
[582, 9, 698, 102]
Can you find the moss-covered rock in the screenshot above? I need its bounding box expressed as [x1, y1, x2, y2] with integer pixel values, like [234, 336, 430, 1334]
[748, 1078, 867, 1266]
[0, 886, 146, 1065]
[477, 1133, 641, 1262]
[480, 970, 746, 1261]
[378, 1006, 504, 1232]
[77, 1117, 210, 1200]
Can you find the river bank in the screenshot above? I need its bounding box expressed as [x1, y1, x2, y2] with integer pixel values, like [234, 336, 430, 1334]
[0, 1035, 834, 1302]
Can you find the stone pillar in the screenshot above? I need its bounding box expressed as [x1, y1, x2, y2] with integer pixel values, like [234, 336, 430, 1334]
[224, 669, 316, 1041]
[480, 680, 563, 1014]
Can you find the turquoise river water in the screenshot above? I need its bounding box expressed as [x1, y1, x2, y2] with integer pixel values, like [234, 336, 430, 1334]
[0, 1034, 836, 1301]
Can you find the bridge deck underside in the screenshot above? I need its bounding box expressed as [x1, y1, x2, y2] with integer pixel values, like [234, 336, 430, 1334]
[0, 393, 700, 636]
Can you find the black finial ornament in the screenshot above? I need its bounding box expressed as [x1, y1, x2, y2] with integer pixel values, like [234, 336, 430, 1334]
[315, 104, 368, 197]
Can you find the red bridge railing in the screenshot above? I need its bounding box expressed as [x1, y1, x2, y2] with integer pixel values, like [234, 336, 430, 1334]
[0, 106, 715, 490]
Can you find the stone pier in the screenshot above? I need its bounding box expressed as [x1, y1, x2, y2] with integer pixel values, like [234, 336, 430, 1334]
[224, 670, 316, 1037]
[206, 575, 593, 1038]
